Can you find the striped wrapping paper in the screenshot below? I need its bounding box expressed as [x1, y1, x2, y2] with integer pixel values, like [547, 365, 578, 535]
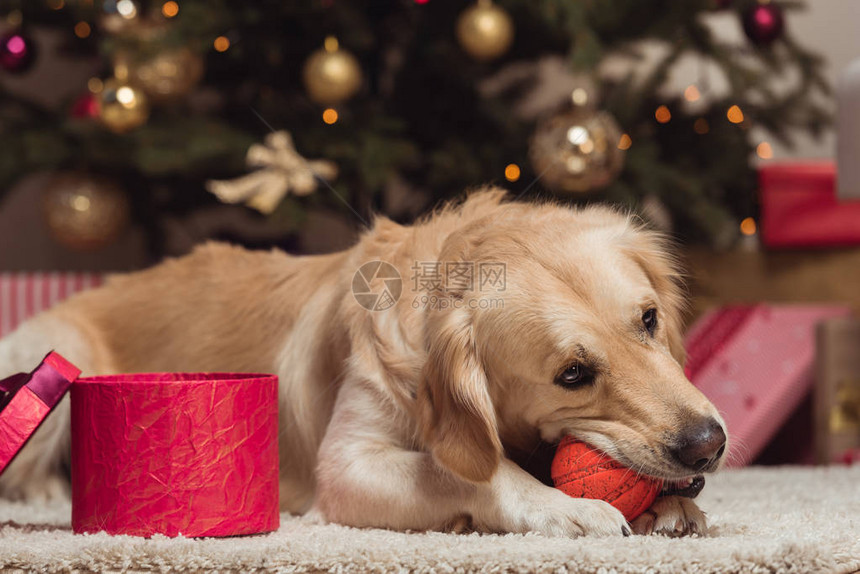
[0, 273, 103, 340]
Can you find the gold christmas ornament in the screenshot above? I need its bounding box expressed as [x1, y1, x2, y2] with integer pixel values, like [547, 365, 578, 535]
[302, 36, 363, 106]
[42, 173, 130, 251]
[97, 77, 150, 133]
[529, 107, 625, 194]
[99, 0, 142, 35]
[119, 47, 205, 103]
[206, 131, 338, 214]
[456, 0, 514, 62]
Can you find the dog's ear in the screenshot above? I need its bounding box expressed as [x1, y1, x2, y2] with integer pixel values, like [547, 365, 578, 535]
[624, 228, 688, 365]
[418, 304, 502, 483]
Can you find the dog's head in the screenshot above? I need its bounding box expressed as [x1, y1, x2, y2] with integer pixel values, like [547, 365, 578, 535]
[418, 194, 727, 483]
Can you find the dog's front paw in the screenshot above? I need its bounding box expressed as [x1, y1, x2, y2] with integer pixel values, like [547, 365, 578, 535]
[504, 489, 630, 538]
[630, 495, 706, 537]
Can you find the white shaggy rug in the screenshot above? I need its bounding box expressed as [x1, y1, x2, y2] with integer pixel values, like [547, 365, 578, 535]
[1, 466, 859, 573]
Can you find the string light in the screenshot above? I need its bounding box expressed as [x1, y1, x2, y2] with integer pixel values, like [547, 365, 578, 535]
[213, 36, 230, 52]
[756, 141, 773, 159]
[694, 117, 710, 134]
[162, 1, 179, 18]
[74, 21, 91, 38]
[48, 0, 65, 10]
[618, 133, 632, 150]
[684, 85, 701, 102]
[322, 108, 338, 124]
[740, 217, 757, 236]
[504, 163, 521, 182]
[655, 105, 671, 124]
[727, 105, 744, 124]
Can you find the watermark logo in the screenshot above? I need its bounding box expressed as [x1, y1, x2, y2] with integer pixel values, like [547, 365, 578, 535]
[352, 261, 403, 311]
[412, 261, 506, 293]
[353, 260, 506, 311]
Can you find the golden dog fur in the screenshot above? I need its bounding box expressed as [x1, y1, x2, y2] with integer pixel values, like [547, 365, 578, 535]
[0, 189, 726, 537]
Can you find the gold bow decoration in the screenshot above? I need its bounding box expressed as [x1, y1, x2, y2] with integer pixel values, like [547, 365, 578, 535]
[205, 131, 338, 214]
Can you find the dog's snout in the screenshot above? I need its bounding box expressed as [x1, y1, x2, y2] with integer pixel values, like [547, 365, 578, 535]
[672, 418, 726, 472]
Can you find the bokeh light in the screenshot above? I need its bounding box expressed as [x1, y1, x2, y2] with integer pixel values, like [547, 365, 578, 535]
[116, 0, 137, 19]
[727, 105, 744, 124]
[88, 77, 104, 93]
[322, 108, 339, 124]
[116, 86, 135, 106]
[324, 36, 339, 52]
[504, 163, 521, 182]
[213, 36, 230, 52]
[162, 1, 179, 18]
[74, 21, 91, 38]
[756, 141, 773, 159]
[684, 85, 701, 102]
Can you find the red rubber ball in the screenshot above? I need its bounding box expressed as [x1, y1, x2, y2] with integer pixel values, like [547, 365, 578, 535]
[551, 436, 663, 522]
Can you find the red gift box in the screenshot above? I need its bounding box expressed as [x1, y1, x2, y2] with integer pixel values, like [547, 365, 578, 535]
[0, 353, 280, 538]
[684, 304, 853, 467]
[759, 161, 860, 248]
[71, 372, 280, 537]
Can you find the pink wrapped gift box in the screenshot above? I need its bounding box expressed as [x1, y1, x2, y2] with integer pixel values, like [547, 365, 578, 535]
[1, 353, 280, 538]
[71, 372, 280, 537]
[684, 304, 852, 466]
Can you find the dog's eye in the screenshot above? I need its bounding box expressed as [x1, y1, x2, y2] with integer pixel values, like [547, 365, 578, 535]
[555, 364, 594, 390]
[642, 308, 658, 336]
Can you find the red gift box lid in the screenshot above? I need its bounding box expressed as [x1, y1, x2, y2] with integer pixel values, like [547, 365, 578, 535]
[759, 161, 835, 189]
[0, 351, 80, 476]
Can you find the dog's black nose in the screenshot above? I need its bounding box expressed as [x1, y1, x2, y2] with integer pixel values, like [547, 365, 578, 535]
[672, 418, 726, 472]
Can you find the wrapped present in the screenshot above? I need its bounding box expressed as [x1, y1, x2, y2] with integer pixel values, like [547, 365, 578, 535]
[0, 273, 103, 339]
[815, 317, 860, 464]
[0, 352, 80, 474]
[71, 372, 280, 537]
[684, 305, 853, 467]
[759, 162, 860, 248]
[0, 352, 280, 538]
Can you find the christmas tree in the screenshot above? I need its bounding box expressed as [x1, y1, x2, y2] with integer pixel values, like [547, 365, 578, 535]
[0, 0, 830, 256]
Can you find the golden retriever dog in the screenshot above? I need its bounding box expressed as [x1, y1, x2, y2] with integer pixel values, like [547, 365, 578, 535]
[0, 188, 726, 537]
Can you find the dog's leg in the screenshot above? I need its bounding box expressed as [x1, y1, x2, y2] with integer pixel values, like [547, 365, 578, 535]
[313, 384, 629, 537]
[629, 495, 707, 536]
[0, 313, 98, 501]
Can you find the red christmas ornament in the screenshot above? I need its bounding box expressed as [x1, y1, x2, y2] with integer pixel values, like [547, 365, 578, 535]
[742, 4, 785, 46]
[0, 30, 37, 74]
[551, 437, 663, 522]
[70, 93, 100, 119]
